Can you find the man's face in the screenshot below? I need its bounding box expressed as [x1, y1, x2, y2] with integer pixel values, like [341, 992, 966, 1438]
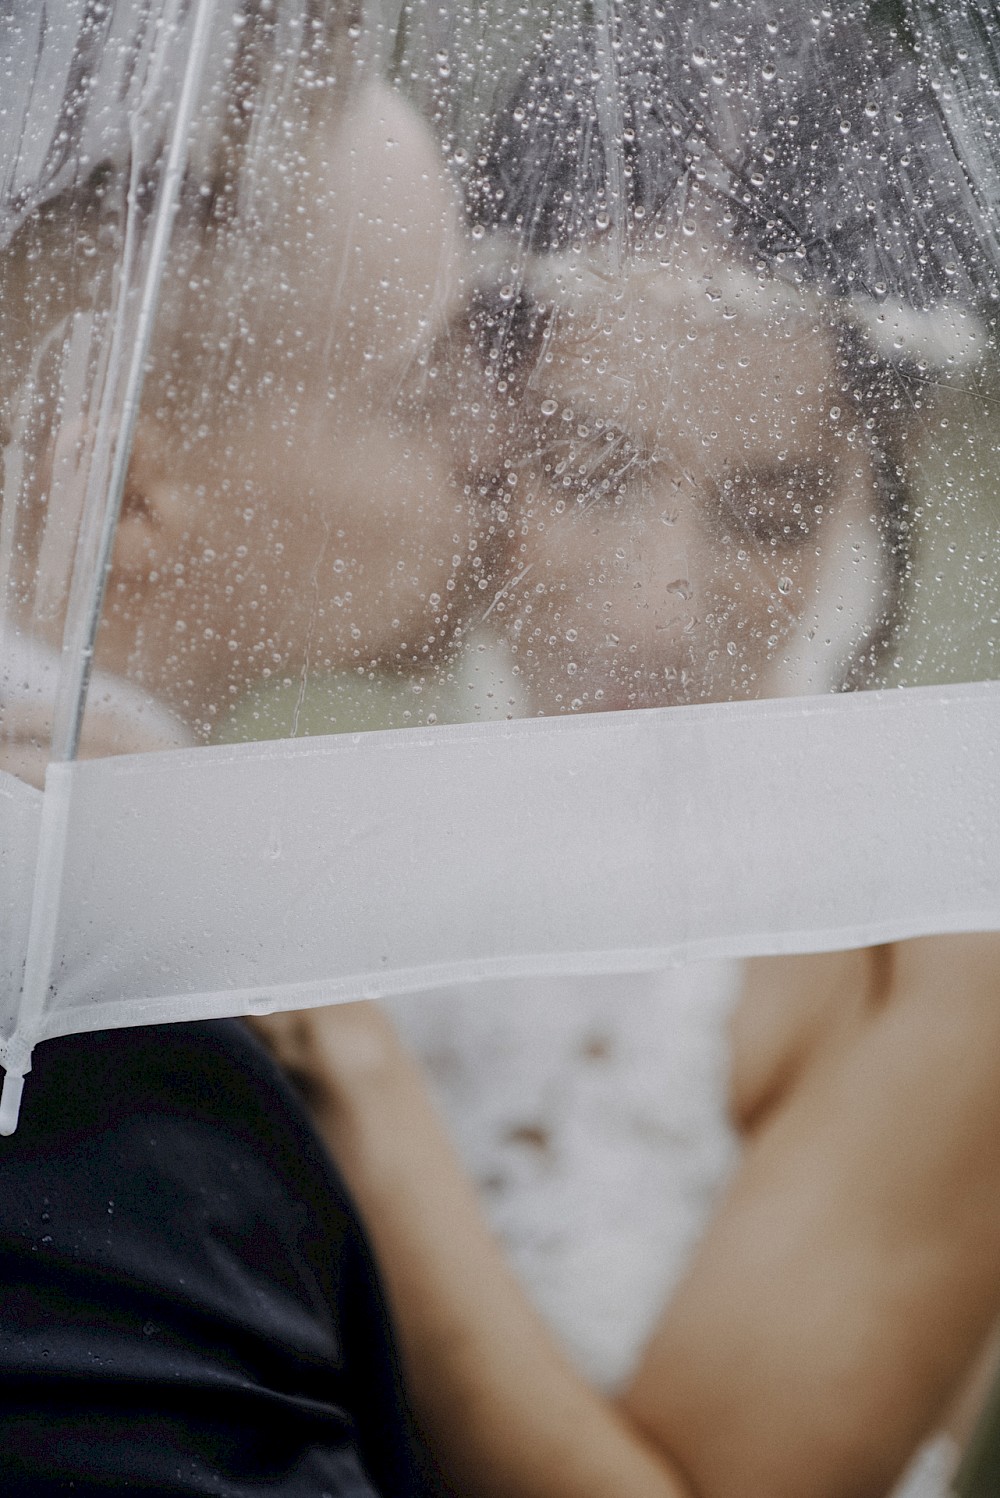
[484, 255, 886, 712]
[93, 81, 470, 737]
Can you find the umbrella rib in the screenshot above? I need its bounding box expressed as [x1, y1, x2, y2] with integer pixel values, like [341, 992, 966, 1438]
[0, 0, 222, 1137]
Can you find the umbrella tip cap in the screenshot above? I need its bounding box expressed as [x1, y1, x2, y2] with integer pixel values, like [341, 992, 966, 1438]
[0, 1070, 25, 1136]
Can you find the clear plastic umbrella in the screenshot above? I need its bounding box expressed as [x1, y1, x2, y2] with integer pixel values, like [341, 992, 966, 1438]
[0, 0, 997, 1139]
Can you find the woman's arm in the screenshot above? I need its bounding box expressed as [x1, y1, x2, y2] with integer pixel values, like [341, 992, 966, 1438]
[253, 932, 1000, 1498]
[621, 933, 1000, 1498]
[250, 1003, 692, 1498]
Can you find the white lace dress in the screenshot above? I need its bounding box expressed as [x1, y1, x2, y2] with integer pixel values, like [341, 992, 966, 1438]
[384, 961, 957, 1497]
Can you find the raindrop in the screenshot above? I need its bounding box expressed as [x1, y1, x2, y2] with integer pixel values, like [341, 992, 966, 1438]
[777, 576, 793, 595]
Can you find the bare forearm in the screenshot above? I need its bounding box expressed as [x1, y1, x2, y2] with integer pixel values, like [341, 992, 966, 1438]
[622, 935, 1000, 1498]
[310, 1016, 690, 1498]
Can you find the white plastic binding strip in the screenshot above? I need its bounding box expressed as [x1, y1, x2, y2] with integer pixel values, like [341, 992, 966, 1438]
[0, 773, 42, 1133]
[0, 682, 989, 1088]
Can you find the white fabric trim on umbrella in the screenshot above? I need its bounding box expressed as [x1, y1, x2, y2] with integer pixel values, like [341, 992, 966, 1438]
[1, 677, 997, 1128]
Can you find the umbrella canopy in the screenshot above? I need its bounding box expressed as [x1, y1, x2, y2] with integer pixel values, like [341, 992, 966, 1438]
[0, 0, 998, 1132]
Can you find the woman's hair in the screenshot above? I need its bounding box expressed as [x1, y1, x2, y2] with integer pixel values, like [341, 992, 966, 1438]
[458, 0, 995, 686]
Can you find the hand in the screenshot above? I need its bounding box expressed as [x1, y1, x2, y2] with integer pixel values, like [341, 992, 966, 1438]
[247, 1000, 408, 1124]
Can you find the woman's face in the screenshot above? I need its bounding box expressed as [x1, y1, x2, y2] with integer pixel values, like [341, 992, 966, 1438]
[490, 258, 887, 712]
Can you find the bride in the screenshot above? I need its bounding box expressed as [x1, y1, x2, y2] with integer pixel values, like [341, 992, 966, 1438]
[255, 6, 1000, 1496]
